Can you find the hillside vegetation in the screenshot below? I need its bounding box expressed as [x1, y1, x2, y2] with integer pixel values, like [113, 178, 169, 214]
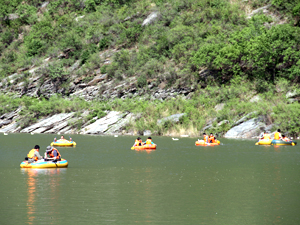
[0, 0, 300, 137]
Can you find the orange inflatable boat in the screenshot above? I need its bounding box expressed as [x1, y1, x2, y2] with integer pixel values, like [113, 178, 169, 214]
[131, 144, 157, 150]
[195, 140, 220, 146]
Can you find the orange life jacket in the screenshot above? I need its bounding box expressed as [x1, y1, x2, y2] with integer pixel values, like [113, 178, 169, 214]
[263, 134, 270, 139]
[204, 135, 208, 143]
[134, 139, 139, 146]
[209, 135, 216, 143]
[283, 137, 289, 142]
[27, 149, 38, 161]
[145, 139, 152, 145]
[274, 132, 280, 140]
[49, 148, 61, 159]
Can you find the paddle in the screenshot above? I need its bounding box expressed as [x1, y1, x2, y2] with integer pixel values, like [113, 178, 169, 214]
[131, 146, 134, 150]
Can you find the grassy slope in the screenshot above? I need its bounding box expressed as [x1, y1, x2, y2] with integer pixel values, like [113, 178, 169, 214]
[0, 0, 299, 136]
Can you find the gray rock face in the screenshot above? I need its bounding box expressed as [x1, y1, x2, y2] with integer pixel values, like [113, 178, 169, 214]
[142, 12, 159, 26]
[88, 74, 107, 86]
[286, 90, 300, 103]
[247, 4, 271, 19]
[224, 117, 266, 138]
[143, 130, 152, 136]
[233, 112, 257, 126]
[0, 120, 12, 127]
[68, 61, 80, 72]
[0, 122, 20, 133]
[20, 113, 74, 133]
[81, 111, 128, 134]
[0, 107, 135, 136]
[157, 113, 186, 125]
[105, 113, 134, 134]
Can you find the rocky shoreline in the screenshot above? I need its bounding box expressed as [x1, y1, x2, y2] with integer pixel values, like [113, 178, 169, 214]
[0, 108, 283, 139]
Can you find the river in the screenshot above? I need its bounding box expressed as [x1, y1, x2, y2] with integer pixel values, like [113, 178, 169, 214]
[0, 134, 300, 224]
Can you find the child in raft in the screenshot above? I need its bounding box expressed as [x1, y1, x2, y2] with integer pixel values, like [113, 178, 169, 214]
[133, 137, 144, 146]
[144, 137, 154, 145]
[201, 133, 209, 143]
[282, 135, 290, 142]
[259, 131, 271, 140]
[208, 133, 218, 143]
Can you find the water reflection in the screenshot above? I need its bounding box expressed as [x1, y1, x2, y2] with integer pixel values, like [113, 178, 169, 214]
[134, 149, 155, 154]
[21, 169, 66, 224]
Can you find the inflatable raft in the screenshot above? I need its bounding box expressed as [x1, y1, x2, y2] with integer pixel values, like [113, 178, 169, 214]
[20, 159, 68, 168]
[195, 140, 220, 146]
[51, 140, 76, 147]
[271, 140, 297, 146]
[132, 144, 157, 150]
[255, 139, 272, 145]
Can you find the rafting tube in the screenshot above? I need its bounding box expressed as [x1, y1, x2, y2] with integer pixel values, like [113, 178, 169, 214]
[195, 140, 220, 146]
[20, 159, 68, 168]
[271, 140, 297, 146]
[51, 140, 76, 147]
[132, 144, 157, 150]
[255, 139, 272, 145]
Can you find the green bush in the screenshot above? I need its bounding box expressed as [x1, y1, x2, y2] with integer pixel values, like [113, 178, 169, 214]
[137, 75, 147, 88]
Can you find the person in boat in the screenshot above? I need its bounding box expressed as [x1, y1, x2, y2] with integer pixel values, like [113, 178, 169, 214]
[144, 137, 154, 145]
[203, 133, 209, 143]
[25, 145, 43, 163]
[208, 133, 217, 143]
[133, 137, 143, 146]
[44, 146, 61, 161]
[60, 136, 65, 141]
[274, 129, 282, 140]
[260, 131, 271, 140]
[282, 135, 290, 142]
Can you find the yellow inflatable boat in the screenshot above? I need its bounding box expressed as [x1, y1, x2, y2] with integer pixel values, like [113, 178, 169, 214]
[51, 140, 76, 147]
[20, 159, 68, 168]
[255, 139, 272, 145]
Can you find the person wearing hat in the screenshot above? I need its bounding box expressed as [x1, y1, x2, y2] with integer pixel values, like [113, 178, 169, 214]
[26, 145, 43, 163]
[44, 146, 61, 161]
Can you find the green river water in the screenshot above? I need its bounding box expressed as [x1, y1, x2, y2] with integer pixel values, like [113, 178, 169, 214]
[0, 133, 300, 225]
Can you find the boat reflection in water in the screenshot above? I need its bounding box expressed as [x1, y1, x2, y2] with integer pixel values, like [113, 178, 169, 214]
[21, 168, 66, 224]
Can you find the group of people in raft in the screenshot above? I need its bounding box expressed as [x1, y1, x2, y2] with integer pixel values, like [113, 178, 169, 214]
[133, 133, 219, 147]
[24, 136, 67, 163]
[24, 129, 294, 163]
[201, 133, 219, 143]
[133, 137, 155, 147]
[259, 129, 291, 142]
